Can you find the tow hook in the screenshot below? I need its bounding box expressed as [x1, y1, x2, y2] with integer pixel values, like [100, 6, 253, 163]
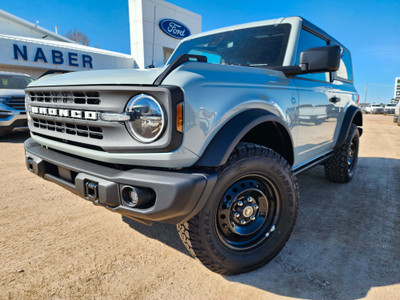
[85, 181, 98, 201]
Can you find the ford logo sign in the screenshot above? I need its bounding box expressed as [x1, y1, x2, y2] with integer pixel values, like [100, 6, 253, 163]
[159, 19, 191, 39]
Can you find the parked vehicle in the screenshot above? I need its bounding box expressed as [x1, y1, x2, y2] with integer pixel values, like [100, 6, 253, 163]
[366, 103, 384, 114]
[0, 72, 33, 136]
[24, 16, 362, 275]
[384, 103, 396, 115]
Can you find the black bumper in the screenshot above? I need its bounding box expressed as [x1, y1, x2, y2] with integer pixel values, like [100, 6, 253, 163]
[24, 138, 217, 224]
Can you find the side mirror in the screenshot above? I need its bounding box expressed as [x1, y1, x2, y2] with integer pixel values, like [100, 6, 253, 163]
[299, 45, 341, 73]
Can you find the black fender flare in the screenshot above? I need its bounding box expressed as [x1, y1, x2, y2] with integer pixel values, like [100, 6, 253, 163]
[334, 106, 363, 150]
[195, 109, 294, 167]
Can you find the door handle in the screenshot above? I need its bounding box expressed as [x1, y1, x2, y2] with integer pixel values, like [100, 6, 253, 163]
[329, 96, 341, 103]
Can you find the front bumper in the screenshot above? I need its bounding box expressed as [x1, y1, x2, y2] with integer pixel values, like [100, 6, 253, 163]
[24, 138, 217, 224]
[0, 103, 27, 128]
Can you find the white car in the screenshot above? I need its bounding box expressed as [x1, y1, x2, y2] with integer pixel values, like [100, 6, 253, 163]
[384, 103, 396, 115]
[365, 104, 384, 114]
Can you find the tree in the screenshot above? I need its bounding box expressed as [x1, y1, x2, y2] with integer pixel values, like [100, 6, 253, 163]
[65, 29, 90, 46]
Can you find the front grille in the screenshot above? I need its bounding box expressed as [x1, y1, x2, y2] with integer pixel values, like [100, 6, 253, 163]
[32, 132, 104, 151]
[29, 91, 101, 105]
[6, 97, 25, 110]
[26, 85, 180, 154]
[32, 117, 103, 139]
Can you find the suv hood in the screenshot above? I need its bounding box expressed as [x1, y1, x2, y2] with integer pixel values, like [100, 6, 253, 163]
[0, 89, 25, 97]
[28, 68, 164, 88]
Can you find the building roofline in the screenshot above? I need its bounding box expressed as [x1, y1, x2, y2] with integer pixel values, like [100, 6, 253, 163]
[0, 9, 76, 44]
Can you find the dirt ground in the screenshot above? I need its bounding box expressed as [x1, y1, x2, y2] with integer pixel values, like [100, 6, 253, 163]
[0, 114, 399, 299]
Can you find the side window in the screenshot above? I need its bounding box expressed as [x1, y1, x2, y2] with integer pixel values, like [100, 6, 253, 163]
[296, 29, 329, 82]
[336, 49, 353, 82]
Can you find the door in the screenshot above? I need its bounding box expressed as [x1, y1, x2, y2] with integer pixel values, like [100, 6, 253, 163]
[293, 28, 340, 164]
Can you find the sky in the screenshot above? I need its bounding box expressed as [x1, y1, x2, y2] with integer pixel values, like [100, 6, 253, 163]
[1, 0, 399, 103]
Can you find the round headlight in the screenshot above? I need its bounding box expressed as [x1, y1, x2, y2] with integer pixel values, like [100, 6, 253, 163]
[125, 94, 166, 143]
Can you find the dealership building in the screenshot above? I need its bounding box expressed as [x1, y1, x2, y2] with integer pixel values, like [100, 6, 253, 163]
[0, 0, 201, 79]
[394, 77, 400, 100]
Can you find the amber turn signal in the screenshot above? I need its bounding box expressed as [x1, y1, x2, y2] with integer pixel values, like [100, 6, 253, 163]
[176, 102, 183, 133]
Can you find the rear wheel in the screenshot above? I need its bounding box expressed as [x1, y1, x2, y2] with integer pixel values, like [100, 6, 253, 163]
[177, 143, 299, 275]
[324, 124, 359, 183]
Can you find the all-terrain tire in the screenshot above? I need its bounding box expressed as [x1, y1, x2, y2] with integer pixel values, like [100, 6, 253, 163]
[324, 124, 359, 183]
[177, 143, 299, 275]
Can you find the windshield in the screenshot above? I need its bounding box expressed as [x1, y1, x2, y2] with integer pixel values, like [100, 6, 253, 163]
[0, 75, 33, 89]
[372, 105, 382, 107]
[386, 104, 396, 107]
[168, 24, 291, 68]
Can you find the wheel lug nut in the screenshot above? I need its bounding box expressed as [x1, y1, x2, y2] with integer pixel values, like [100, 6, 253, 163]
[234, 212, 240, 218]
[240, 220, 246, 225]
[237, 200, 243, 207]
[253, 204, 258, 210]
[250, 215, 255, 221]
[247, 196, 253, 203]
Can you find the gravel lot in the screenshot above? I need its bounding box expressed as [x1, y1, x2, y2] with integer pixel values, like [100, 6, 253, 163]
[1, 114, 399, 299]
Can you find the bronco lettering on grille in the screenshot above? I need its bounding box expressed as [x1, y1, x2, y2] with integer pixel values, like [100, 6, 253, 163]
[31, 106, 98, 120]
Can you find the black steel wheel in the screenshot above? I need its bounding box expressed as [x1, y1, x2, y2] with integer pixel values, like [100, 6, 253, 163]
[177, 143, 299, 275]
[216, 176, 280, 250]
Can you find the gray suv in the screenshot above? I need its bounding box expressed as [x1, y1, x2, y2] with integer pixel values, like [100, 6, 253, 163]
[24, 17, 362, 274]
[0, 72, 33, 136]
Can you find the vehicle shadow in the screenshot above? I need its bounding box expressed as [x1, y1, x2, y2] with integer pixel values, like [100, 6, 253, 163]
[0, 129, 30, 143]
[122, 216, 191, 256]
[122, 156, 400, 299]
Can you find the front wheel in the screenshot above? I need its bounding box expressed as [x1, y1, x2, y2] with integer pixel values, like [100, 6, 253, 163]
[177, 143, 299, 275]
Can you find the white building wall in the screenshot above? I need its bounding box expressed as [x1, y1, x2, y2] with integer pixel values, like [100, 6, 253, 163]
[0, 9, 135, 79]
[0, 34, 135, 79]
[129, 0, 201, 69]
[0, 64, 48, 79]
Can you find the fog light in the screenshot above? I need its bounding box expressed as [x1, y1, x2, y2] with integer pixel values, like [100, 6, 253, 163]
[129, 189, 139, 206]
[121, 186, 155, 208]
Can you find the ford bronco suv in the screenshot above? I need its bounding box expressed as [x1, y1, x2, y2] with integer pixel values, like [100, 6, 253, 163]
[0, 72, 33, 136]
[24, 17, 362, 275]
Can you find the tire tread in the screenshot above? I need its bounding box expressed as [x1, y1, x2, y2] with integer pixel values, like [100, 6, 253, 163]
[177, 143, 299, 275]
[324, 124, 358, 183]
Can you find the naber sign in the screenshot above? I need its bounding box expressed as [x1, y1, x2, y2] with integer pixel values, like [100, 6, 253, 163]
[13, 44, 93, 69]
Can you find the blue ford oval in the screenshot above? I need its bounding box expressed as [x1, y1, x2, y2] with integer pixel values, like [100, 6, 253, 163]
[159, 19, 191, 39]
